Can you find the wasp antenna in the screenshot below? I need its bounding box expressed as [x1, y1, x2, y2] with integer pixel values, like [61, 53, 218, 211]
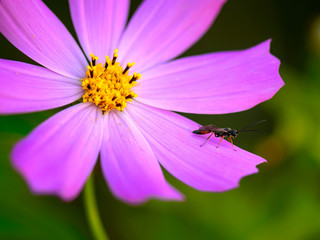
[237, 120, 266, 134]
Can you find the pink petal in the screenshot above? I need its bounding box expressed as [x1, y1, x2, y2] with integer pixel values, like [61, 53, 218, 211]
[69, 0, 129, 60]
[118, 0, 226, 72]
[136, 40, 284, 114]
[126, 101, 266, 192]
[0, 0, 87, 79]
[100, 110, 183, 204]
[11, 103, 103, 201]
[0, 59, 83, 114]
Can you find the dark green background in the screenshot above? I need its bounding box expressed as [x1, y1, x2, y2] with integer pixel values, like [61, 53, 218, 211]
[1, 0, 320, 239]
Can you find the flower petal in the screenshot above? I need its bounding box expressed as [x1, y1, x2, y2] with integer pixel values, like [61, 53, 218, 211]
[126, 101, 266, 192]
[11, 103, 103, 201]
[118, 0, 226, 72]
[100, 110, 183, 204]
[0, 0, 87, 79]
[0, 59, 83, 114]
[136, 40, 284, 114]
[69, 0, 129, 60]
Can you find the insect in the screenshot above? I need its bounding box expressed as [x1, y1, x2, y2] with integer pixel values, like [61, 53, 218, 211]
[192, 120, 266, 150]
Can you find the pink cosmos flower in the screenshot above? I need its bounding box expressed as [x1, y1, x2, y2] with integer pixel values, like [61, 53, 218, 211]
[0, 0, 284, 204]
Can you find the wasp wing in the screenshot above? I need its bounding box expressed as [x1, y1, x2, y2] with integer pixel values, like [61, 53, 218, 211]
[193, 125, 217, 134]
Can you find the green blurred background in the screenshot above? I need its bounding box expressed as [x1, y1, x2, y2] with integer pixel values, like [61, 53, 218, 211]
[1, 0, 320, 239]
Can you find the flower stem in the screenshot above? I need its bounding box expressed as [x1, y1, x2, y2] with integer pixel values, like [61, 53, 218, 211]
[83, 174, 109, 240]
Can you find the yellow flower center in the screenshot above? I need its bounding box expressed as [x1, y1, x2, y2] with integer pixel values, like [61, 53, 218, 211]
[81, 49, 141, 112]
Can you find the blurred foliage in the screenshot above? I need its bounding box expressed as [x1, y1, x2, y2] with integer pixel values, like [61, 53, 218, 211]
[1, 0, 320, 240]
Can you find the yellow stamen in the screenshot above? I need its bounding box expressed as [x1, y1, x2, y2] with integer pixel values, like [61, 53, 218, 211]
[81, 50, 140, 113]
[90, 53, 99, 66]
[123, 62, 135, 74]
[129, 72, 141, 84]
[112, 49, 118, 65]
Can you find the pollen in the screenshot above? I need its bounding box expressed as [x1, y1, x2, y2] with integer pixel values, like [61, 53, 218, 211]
[81, 50, 141, 113]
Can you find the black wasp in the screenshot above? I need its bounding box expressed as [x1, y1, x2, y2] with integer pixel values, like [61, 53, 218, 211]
[192, 120, 266, 150]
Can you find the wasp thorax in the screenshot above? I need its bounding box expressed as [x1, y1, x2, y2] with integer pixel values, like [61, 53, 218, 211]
[81, 50, 141, 113]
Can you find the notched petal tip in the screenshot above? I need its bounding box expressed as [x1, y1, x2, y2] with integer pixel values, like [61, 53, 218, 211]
[262, 38, 285, 91]
[126, 102, 269, 195]
[136, 38, 285, 114]
[100, 110, 185, 205]
[10, 103, 103, 202]
[11, 139, 80, 202]
[197, 161, 265, 193]
[216, 151, 267, 192]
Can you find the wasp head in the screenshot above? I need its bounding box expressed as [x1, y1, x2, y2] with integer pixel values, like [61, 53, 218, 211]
[231, 129, 238, 138]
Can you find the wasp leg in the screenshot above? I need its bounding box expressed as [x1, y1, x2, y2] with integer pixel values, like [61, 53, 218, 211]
[228, 137, 236, 151]
[200, 132, 214, 147]
[216, 137, 225, 148]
